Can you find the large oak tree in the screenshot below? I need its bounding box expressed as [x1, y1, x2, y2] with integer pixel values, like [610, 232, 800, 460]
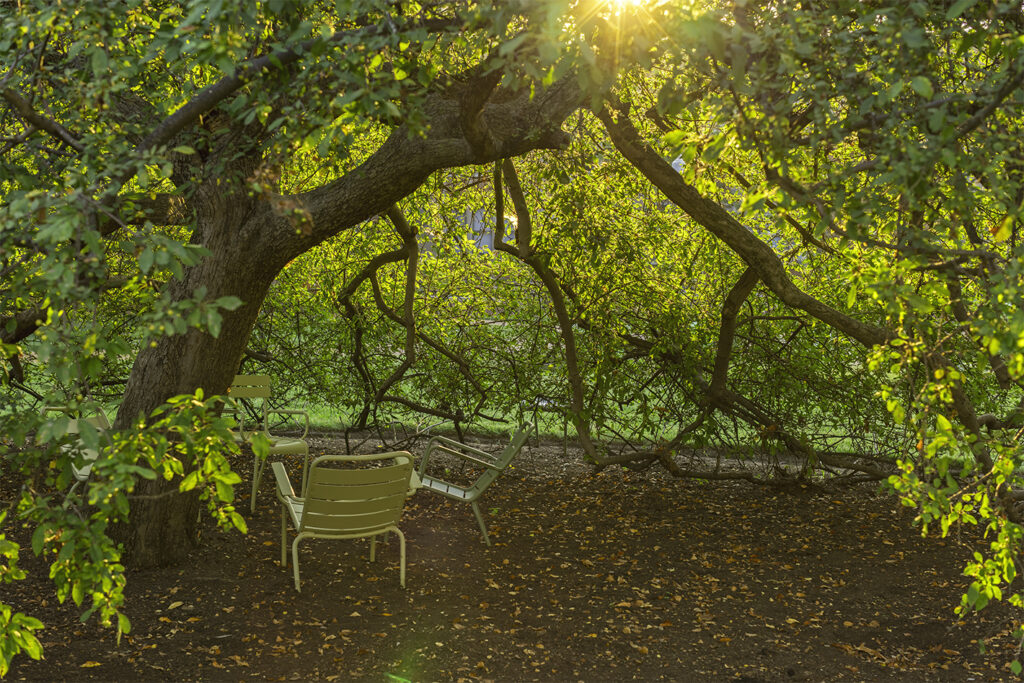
[5, 0, 1024, 672]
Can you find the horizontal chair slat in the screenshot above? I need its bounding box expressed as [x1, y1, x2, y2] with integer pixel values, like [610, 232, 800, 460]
[303, 492, 407, 516]
[302, 508, 404, 532]
[297, 525, 398, 539]
[420, 478, 471, 499]
[232, 374, 271, 385]
[229, 387, 271, 399]
[312, 464, 409, 486]
[308, 478, 408, 500]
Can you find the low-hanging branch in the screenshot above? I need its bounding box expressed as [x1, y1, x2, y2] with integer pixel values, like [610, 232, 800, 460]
[494, 154, 893, 482]
[597, 104, 890, 349]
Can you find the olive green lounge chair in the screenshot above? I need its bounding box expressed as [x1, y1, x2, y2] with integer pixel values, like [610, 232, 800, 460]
[416, 422, 533, 546]
[272, 452, 414, 591]
[228, 374, 310, 513]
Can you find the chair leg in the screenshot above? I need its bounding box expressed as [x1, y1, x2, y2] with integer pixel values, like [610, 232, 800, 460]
[395, 528, 406, 588]
[280, 505, 288, 567]
[470, 501, 491, 546]
[370, 536, 377, 562]
[300, 451, 311, 497]
[250, 452, 266, 514]
[292, 535, 303, 591]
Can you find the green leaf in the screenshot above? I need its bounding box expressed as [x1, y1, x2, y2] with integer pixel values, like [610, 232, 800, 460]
[132, 466, 158, 480]
[215, 479, 233, 502]
[138, 248, 154, 274]
[17, 627, 42, 660]
[179, 470, 200, 492]
[882, 80, 905, 103]
[16, 615, 42, 630]
[207, 312, 222, 338]
[215, 471, 242, 485]
[909, 76, 933, 99]
[229, 511, 247, 534]
[117, 612, 131, 635]
[662, 130, 686, 147]
[215, 296, 243, 311]
[30, 525, 46, 556]
[946, 0, 977, 19]
[90, 48, 108, 76]
[993, 216, 1013, 242]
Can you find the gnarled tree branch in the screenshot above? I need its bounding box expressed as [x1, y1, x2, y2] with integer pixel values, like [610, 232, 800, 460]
[597, 105, 890, 349]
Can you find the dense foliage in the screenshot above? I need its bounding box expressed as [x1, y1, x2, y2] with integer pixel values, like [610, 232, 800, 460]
[3, 0, 1024, 673]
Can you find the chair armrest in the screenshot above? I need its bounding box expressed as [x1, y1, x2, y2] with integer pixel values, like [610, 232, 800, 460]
[407, 469, 421, 497]
[419, 436, 501, 475]
[265, 408, 310, 440]
[428, 435, 495, 460]
[271, 461, 295, 498]
[223, 407, 250, 441]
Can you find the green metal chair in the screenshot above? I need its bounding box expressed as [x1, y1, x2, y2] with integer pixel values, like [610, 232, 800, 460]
[227, 374, 310, 513]
[272, 452, 413, 591]
[41, 406, 111, 499]
[416, 422, 533, 546]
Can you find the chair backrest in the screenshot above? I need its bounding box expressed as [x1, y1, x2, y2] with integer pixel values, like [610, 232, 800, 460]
[301, 453, 413, 536]
[474, 422, 534, 490]
[71, 413, 112, 433]
[41, 406, 111, 436]
[229, 375, 273, 401]
[40, 408, 111, 485]
[228, 375, 272, 430]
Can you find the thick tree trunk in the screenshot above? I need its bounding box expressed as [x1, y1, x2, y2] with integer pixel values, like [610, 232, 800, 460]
[112, 190, 277, 567]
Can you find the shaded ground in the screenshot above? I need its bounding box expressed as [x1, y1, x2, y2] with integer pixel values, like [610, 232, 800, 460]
[4, 434, 1022, 681]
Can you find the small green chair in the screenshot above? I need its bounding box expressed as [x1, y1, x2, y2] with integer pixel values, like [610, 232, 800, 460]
[227, 374, 310, 513]
[272, 452, 413, 591]
[416, 422, 533, 546]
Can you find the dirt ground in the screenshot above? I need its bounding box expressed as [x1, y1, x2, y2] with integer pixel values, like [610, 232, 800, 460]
[4, 433, 1023, 681]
